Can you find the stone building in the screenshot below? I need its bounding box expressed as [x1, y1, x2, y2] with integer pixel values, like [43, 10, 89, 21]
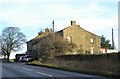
[27, 21, 101, 55]
[56, 21, 100, 54]
[26, 28, 53, 56]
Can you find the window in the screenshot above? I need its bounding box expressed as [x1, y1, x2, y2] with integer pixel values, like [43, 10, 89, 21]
[67, 36, 72, 43]
[33, 45, 36, 49]
[91, 48, 94, 54]
[90, 39, 94, 43]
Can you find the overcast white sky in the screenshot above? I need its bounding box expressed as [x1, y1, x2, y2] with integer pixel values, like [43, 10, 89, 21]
[0, 0, 119, 57]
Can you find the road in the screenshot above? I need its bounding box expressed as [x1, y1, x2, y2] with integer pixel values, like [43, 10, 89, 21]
[0, 62, 111, 79]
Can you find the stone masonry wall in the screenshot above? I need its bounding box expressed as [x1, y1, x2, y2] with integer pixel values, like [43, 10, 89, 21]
[63, 21, 100, 54]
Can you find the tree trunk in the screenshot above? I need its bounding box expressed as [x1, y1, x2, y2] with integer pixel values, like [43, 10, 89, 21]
[3, 54, 6, 59]
[6, 53, 10, 62]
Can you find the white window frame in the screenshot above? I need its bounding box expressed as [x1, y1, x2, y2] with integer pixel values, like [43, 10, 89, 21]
[90, 39, 94, 43]
[67, 36, 72, 43]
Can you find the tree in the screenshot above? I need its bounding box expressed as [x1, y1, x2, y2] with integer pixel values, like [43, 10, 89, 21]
[39, 33, 76, 59]
[1, 27, 26, 62]
[101, 35, 111, 49]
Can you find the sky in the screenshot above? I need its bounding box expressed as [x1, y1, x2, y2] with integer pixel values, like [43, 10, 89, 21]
[0, 0, 119, 58]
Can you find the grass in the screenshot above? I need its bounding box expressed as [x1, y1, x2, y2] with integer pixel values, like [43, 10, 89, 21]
[0, 59, 2, 62]
[0, 58, 15, 63]
[9, 59, 15, 62]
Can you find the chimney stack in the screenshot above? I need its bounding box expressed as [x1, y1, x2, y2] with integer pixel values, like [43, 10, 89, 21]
[71, 21, 76, 25]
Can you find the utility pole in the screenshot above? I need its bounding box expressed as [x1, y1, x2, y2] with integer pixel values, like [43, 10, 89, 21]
[52, 20, 55, 57]
[112, 28, 114, 49]
[52, 20, 54, 32]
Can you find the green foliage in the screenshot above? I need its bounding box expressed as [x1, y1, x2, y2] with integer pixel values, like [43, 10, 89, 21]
[101, 35, 112, 49]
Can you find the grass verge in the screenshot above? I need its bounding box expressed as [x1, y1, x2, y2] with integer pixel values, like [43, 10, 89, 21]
[27, 60, 119, 78]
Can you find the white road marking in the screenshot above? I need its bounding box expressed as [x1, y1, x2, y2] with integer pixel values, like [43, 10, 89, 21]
[22, 68, 32, 72]
[25, 69, 32, 72]
[36, 72, 53, 77]
[14, 66, 20, 68]
[9, 65, 13, 67]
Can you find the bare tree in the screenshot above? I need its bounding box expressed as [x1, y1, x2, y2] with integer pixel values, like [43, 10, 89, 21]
[1, 27, 26, 62]
[39, 33, 76, 59]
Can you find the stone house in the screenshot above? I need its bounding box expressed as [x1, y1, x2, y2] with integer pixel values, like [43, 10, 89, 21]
[27, 21, 101, 56]
[56, 21, 100, 54]
[26, 28, 53, 57]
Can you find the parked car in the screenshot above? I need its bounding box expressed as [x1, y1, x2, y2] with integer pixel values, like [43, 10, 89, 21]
[15, 54, 26, 62]
[19, 55, 33, 62]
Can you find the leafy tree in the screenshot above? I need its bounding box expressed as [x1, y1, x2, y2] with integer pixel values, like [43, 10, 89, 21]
[1, 27, 26, 62]
[101, 35, 111, 49]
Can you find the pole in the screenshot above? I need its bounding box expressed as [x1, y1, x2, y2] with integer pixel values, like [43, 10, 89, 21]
[52, 20, 54, 32]
[112, 28, 114, 49]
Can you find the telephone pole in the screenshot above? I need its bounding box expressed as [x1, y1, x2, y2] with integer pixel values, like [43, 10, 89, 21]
[52, 20, 54, 32]
[112, 28, 114, 49]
